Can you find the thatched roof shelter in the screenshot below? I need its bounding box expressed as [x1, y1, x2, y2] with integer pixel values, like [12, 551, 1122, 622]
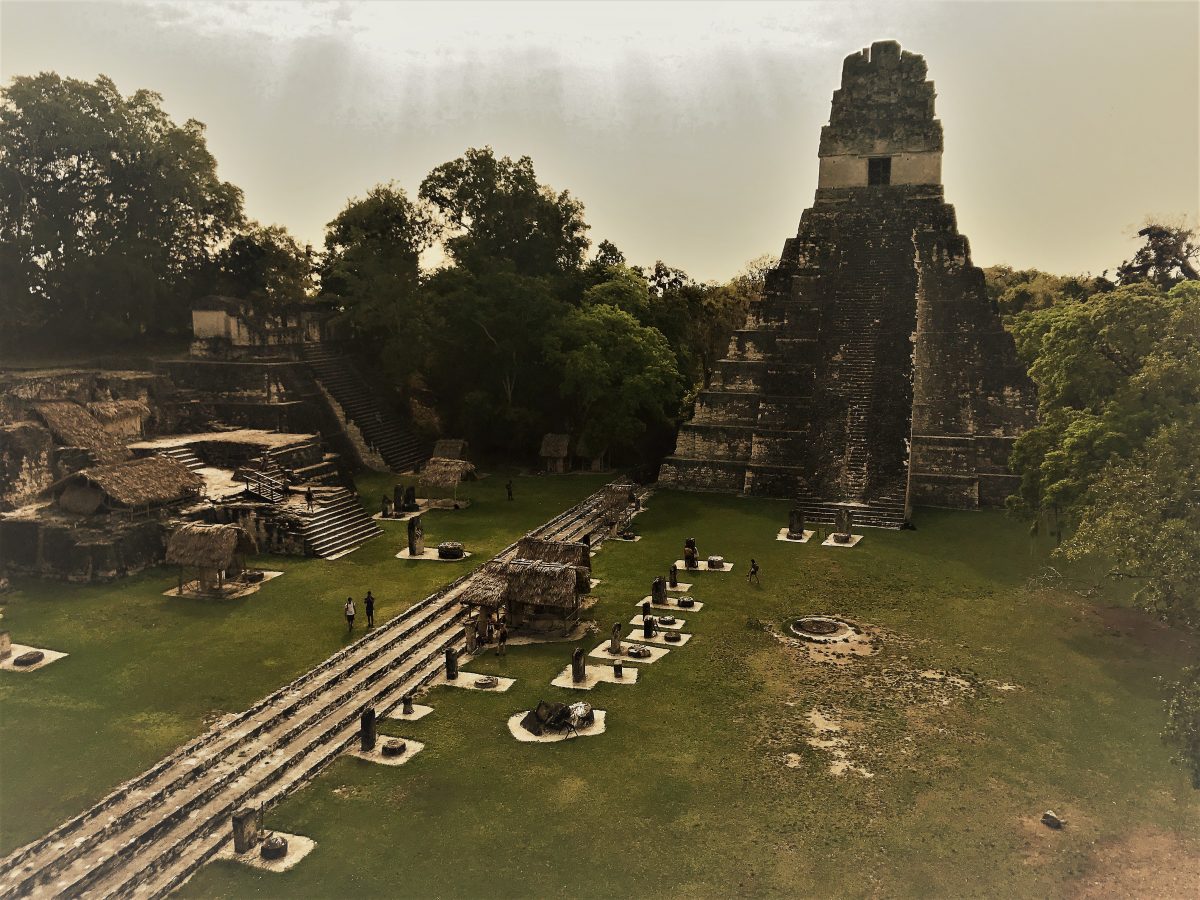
[420, 457, 477, 489]
[459, 558, 583, 611]
[503, 558, 581, 609]
[459, 567, 509, 609]
[50, 456, 204, 513]
[598, 482, 636, 521]
[431, 439, 467, 460]
[166, 523, 257, 569]
[85, 400, 151, 424]
[539, 433, 570, 460]
[33, 401, 128, 463]
[515, 537, 590, 570]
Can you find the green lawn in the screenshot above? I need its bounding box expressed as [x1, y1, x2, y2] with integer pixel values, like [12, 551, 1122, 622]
[0, 469, 607, 853]
[3, 485, 1197, 896]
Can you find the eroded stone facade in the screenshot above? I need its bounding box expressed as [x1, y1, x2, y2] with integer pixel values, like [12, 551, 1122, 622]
[660, 41, 1035, 524]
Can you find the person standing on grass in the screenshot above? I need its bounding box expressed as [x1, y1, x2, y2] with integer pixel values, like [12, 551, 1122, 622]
[344, 596, 355, 633]
[506, 479, 514, 501]
[747, 558, 760, 585]
[364, 590, 375, 628]
[496, 623, 508, 657]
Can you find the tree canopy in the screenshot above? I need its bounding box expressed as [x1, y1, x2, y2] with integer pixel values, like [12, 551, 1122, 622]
[0, 73, 244, 342]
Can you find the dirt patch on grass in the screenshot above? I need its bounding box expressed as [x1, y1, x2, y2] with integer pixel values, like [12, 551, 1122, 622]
[1093, 606, 1197, 659]
[1070, 829, 1200, 899]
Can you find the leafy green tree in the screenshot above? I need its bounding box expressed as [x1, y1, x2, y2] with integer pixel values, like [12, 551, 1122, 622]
[419, 147, 589, 277]
[215, 223, 312, 308]
[0, 73, 244, 342]
[319, 184, 439, 388]
[423, 267, 566, 452]
[1007, 282, 1198, 522]
[545, 303, 682, 461]
[1117, 222, 1199, 290]
[1164, 667, 1200, 788]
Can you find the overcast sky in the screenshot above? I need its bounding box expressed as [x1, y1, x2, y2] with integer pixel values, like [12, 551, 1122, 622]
[2, 1, 1197, 281]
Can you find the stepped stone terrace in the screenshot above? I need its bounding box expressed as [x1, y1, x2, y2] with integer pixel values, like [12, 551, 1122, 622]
[659, 40, 1035, 527]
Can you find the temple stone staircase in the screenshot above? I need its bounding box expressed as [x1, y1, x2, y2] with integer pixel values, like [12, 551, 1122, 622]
[301, 487, 382, 558]
[157, 446, 204, 472]
[301, 344, 428, 473]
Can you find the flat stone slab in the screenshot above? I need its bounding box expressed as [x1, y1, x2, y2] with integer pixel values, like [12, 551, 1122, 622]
[436, 672, 515, 692]
[776, 528, 815, 543]
[217, 832, 315, 873]
[673, 559, 734, 572]
[372, 510, 421, 522]
[162, 571, 283, 599]
[550, 664, 639, 690]
[0, 644, 68, 672]
[589, 578, 601, 589]
[665, 583, 693, 592]
[638, 596, 704, 612]
[348, 738, 424, 767]
[821, 534, 864, 548]
[384, 703, 434, 722]
[627, 630, 692, 647]
[611, 535, 641, 542]
[395, 548, 473, 561]
[507, 710, 607, 742]
[589, 640, 670, 664]
[630, 615, 685, 630]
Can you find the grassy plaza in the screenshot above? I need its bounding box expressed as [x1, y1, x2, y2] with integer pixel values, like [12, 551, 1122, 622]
[4, 477, 1194, 897]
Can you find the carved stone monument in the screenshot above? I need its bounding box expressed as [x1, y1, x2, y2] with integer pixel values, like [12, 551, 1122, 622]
[465, 625, 478, 654]
[669, 564, 679, 588]
[834, 507, 853, 543]
[789, 508, 805, 538]
[0, 630, 10, 661]
[401, 693, 415, 716]
[403, 485, 418, 512]
[643, 614, 657, 640]
[382, 495, 392, 518]
[360, 707, 377, 752]
[642, 600, 652, 619]
[571, 647, 586, 683]
[651, 576, 667, 605]
[393, 484, 405, 513]
[232, 807, 259, 854]
[408, 515, 424, 556]
[445, 646, 459, 679]
[609, 622, 622, 655]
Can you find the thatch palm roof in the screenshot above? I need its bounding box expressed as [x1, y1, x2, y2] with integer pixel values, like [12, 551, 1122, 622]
[420, 456, 476, 489]
[459, 567, 509, 609]
[431, 439, 467, 460]
[503, 558, 581, 609]
[86, 400, 151, 424]
[515, 537, 590, 570]
[50, 456, 204, 508]
[539, 433, 570, 459]
[166, 523, 257, 569]
[33, 401, 128, 463]
[459, 558, 584, 610]
[599, 482, 636, 519]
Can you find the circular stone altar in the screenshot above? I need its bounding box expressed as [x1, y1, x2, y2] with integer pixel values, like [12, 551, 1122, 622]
[788, 616, 857, 643]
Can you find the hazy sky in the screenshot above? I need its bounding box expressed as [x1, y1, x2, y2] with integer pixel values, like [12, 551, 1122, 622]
[2, 1, 1197, 281]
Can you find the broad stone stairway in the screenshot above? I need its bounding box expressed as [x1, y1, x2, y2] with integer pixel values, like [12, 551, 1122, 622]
[301, 344, 428, 473]
[0, 484, 626, 900]
[155, 447, 204, 473]
[301, 487, 382, 559]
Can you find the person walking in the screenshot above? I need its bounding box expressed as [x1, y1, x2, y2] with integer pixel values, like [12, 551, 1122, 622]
[747, 558, 761, 585]
[496, 623, 508, 657]
[305, 487, 315, 513]
[364, 590, 375, 628]
[505, 479, 514, 501]
[344, 596, 355, 632]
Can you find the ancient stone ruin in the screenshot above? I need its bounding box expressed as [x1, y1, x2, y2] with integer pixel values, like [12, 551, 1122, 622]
[660, 41, 1035, 526]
